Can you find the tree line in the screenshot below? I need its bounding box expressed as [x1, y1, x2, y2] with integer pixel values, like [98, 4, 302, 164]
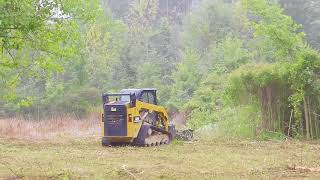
[1, 0, 320, 139]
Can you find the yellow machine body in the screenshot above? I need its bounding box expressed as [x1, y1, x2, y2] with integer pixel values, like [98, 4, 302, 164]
[101, 89, 173, 146]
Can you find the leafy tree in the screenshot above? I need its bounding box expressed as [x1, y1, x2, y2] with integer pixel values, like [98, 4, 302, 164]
[279, 0, 320, 50]
[209, 36, 250, 74]
[0, 0, 127, 117]
[169, 50, 202, 110]
[85, 13, 127, 90]
[0, 0, 99, 102]
[183, 35, 250, 129]
[242, 0, 305, 61]
[223, 0, 320, 138]
[180, 0, 242, 56]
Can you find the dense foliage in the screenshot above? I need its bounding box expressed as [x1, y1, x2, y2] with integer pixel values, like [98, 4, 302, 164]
[1, 0, 320, 139]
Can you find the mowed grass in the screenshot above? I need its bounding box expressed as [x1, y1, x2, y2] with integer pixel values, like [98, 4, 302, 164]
[1, 137, 320, 179]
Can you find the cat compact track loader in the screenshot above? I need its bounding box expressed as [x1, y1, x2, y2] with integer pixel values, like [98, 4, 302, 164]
[101, 88, 176, 146]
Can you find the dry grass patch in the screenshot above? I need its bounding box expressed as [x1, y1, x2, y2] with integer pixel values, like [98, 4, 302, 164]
[1, 137, 320, 179]
[0, 113, 101, 140]
[1, 115, 320, 179]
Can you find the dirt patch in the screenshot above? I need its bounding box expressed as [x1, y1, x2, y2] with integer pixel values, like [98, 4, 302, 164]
[288, 165, 320, 173]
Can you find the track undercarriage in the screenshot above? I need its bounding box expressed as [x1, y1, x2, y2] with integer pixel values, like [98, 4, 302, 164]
[143, 131, 170, 146]
[135, 111, 174, 146]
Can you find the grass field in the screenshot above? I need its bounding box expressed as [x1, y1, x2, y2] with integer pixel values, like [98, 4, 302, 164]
[1, 136, 320, 180]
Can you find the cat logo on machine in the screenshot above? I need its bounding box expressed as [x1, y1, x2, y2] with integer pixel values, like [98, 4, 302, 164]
[111, 107, 117, 112]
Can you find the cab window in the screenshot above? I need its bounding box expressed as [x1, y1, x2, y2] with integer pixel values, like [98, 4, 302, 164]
[148, 92, 156, 104]
[141, 92, 149, 103]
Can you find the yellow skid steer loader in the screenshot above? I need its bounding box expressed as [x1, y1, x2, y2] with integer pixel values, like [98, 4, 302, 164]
[101, 88, 176, 146]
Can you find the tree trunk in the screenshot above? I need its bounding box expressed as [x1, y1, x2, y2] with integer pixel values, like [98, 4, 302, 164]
[304, 96, 310, 139]
[288, 109, 293, 136]
[307, 97, 313, 139]
[315, 112, 318, 138]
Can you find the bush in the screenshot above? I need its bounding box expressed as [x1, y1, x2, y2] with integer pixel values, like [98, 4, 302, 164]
[194, 104, 260, 138]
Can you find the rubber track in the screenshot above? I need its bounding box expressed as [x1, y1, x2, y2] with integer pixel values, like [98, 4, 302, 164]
[144, 132, 170, 146]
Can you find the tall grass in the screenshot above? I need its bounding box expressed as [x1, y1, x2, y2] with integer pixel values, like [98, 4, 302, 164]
[194, 104, 261, 138]
[0, 113, 101, 140]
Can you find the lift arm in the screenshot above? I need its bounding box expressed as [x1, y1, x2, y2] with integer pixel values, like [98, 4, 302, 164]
[135, 100, 169, 131]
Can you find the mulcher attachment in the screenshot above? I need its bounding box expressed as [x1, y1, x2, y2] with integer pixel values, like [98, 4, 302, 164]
[176, 129, 194, 141]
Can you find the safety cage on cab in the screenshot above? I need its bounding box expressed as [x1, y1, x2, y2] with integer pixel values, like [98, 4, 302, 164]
[102, 89, 158, 107]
